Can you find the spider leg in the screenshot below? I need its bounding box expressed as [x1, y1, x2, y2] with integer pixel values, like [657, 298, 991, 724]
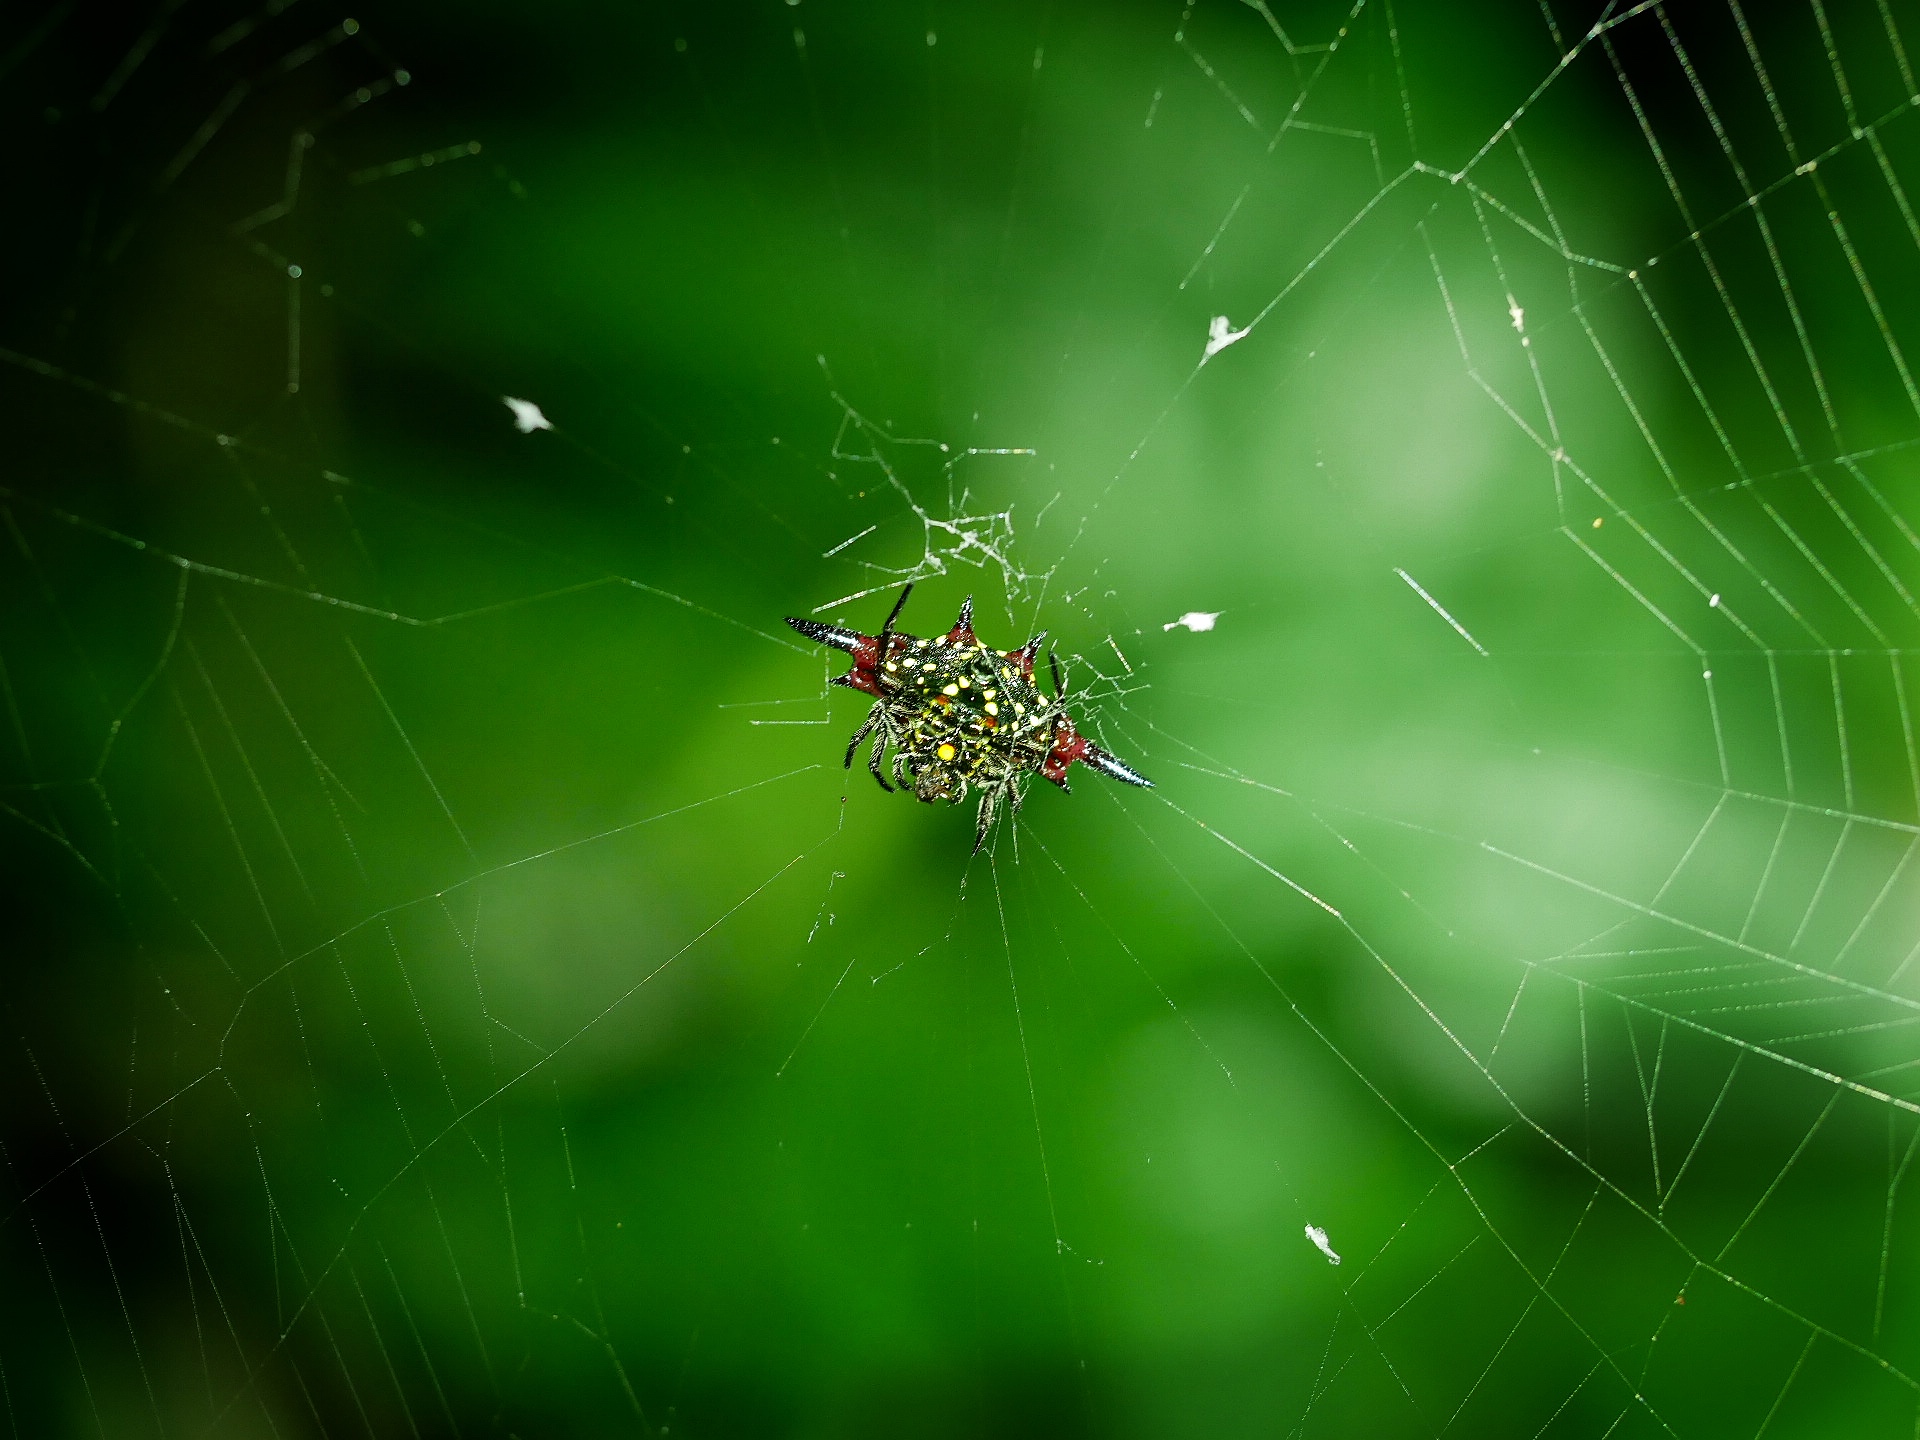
[837, 714, 875, 771]
[972, 785, 1000, 853]
[866, 730, 895, 793]
[845, 704, 894, 792]
[843, 708, 877, 769]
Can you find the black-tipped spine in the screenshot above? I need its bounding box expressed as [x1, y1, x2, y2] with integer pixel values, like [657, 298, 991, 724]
[877, 584, 912, 671]
[882, 583, 914, 635]
[1082, 745, 1153, 789]
[786, 616, 865, 653]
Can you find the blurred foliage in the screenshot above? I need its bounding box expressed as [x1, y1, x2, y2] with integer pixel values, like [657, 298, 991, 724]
[6, 1, 1920, 1436]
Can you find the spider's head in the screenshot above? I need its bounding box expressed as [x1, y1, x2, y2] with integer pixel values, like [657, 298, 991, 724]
[907, 752, 964, 805]
[911, 768, 957, 805]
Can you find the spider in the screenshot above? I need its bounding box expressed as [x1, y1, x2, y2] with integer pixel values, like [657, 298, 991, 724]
[787, 584, 1153, 851]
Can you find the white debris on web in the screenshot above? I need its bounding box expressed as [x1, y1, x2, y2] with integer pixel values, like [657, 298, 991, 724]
[1304, 1224, 1341, 1265]
[798, 372, 1151, 733]
[1163, 610, 1220, 633]
[1203, 314, 1251, 362]
[502, 396, 553, 433]
[809, 373, 1048, 614]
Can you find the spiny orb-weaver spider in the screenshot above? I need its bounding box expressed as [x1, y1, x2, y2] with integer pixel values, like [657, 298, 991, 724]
[787, 584, 1153, 852]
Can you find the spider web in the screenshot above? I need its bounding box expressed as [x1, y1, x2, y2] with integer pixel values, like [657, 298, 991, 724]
[4, 0, 1920, 1435]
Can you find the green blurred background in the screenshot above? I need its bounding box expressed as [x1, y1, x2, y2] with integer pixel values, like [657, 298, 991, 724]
[8, 0, 1920, 1434]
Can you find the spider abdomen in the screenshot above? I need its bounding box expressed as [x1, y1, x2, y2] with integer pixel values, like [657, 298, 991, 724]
[887, 637, 1049, 804]
[786, 585, 1152, 851]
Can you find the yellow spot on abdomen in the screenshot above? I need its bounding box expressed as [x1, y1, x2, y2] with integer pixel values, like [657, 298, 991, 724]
[937, 742, 957, 762]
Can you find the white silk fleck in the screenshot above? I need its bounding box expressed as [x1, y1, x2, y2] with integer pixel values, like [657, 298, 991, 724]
[1203, 314, 1250, 360]
[1305, 1224, 1341, 1265]
[503, 396, 554, 433]
[1163, 611, 1220, 633]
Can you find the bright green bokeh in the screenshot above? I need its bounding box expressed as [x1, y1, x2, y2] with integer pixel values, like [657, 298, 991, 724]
[6, 2, 1920, 1436]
